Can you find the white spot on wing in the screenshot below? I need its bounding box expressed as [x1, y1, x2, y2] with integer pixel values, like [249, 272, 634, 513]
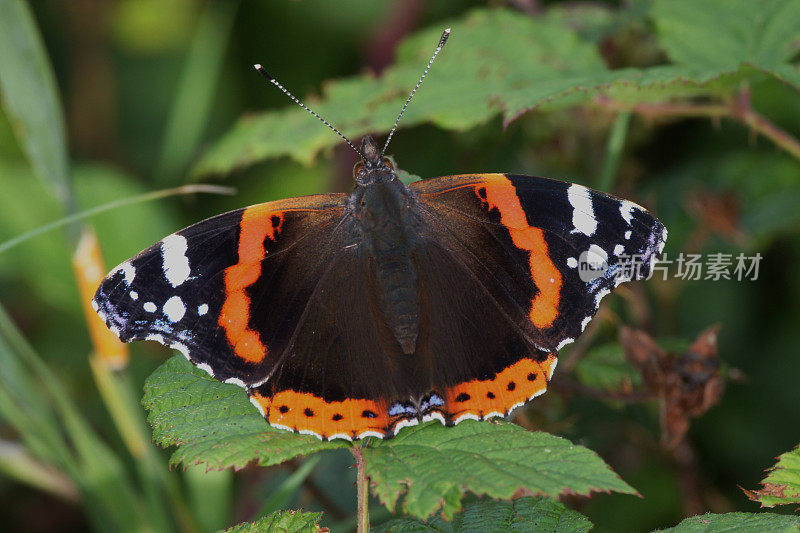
[224, 377, 246, 389]
[453, 413, 481, 424]
[556, 337, 574, 350]
[613, 244, 625, 256]
[594, 288, 611, 308]
[620, 200, 638, 225]
[624, 230, 632, 240]
[129, 291, 138, 300]
[567, 184, 597, 236]
[421, 412, 446, 424]
[197, 303, 209, 316]
[587, 244, 608, 264]
[143, 302, 157, 313]
[548, 357, 558, 380]
[197, 363, 214, 377]
[567, 257, 578, 268]
[299, 429, 323, 439]
[113, 261, 136, 285]
[91, 299, 99, 311]
[581, 315, 592, 331]
[170, 342, 191, 360]
[161, 234, 191, 287]
[249, 397, 265, 417]
[328, 433, 353, 442]
[146, 334, 165, 344]
[163, 296, 186, 323]
[392, 418, 419, 434]
[356, 430, 384, 440]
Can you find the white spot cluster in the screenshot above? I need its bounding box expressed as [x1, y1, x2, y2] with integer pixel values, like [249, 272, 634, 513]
[567, 184, 597, 236]
[161, 234, 191, 287]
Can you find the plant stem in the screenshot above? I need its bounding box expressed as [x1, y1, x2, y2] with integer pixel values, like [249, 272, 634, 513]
[595, 91, 800, 162]
[352, 443, 370, 533]
[598, 110, 631, 192]
[0, 184, 235, 255]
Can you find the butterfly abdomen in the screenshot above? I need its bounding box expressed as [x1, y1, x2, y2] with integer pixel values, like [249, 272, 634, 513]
[356, 179, 422, 355]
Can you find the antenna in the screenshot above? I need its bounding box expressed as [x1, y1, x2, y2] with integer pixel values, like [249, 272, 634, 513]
[381, 28, 450, 156]
[254, 65, 365, 158]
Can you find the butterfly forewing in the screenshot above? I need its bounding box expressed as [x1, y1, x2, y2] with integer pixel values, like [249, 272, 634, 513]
[93, 194, 348, 387]
[410, 173, 667, 352]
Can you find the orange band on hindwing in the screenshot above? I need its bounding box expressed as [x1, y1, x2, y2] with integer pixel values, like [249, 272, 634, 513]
[443, 354, 557, 422]
[218, 206, 283, 363]
[249, 390, 391, 440]
[476, 176, 563, 329]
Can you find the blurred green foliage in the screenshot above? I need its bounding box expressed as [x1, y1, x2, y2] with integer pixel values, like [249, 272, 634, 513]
[1, 0, 799, 531]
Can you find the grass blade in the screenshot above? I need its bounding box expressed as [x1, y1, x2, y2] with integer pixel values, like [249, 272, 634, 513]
[0, 183, 235, 255]
[0, 0, 72, 206]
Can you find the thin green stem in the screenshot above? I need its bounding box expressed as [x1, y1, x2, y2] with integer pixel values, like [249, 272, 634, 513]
[598, 110, 631, 191]
[352, 443, 370, 533]
[0, 184, 235, 255]
[595, 91, 800, 163]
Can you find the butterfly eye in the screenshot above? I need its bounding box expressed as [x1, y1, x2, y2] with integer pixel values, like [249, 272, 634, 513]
[382, 158, 395, 170]
[353, 162, 365, 176]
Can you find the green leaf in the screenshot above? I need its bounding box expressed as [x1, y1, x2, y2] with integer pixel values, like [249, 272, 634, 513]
[224, 509, 323, 533]
[0, 0, 72, 204]
[575, 343, 641, 393]
[375, 497, 592, 533]
[652, 0, 800, 67]
[193, 4, 800, 179]
[364, 419, 637, 520]
[749, 445, 800, 507]
[142, 355, 347, 470]
[656, 512, 800, 532]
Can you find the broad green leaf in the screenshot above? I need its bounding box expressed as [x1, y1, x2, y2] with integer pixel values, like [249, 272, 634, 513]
[193, 5, 800, 179]
[749, 445, 800, 507]
[575, 343, 641, 392]
[375, 497, 592, 533]
[656, 512, 800, 533]
[0, 0, 72, 204]
[142, 356, 347, 470]
[365, 420, 636, 520]
[225, 510, 323, 533]
[652, 0, 800, 67]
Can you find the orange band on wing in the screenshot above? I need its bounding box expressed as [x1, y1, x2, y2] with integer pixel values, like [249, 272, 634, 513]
[250, 390, 391, 440]
[477, 176, 563, 328]
[443, 354, 556, 421]
[218, 207, 283, 363]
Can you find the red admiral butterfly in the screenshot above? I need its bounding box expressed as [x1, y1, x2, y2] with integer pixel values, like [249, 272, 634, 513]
[93, 29, 666, 441]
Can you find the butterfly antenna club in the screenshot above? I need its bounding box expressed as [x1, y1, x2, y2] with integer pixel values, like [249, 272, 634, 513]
[254, 64, 365, 158]
[381, 28, 451, 157]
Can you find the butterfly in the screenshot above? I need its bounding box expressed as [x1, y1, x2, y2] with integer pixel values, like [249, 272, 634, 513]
[93, 29, 666, 441]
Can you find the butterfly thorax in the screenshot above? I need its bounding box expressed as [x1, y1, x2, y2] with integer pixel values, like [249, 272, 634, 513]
[351, 136, 421, 355]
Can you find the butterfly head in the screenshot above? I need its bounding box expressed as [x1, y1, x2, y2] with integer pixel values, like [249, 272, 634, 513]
[353, 135, 396, 186]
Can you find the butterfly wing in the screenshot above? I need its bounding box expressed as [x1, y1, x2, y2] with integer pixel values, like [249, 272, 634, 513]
[94, 193, 431, 440]
[407, 173, 666, 423]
